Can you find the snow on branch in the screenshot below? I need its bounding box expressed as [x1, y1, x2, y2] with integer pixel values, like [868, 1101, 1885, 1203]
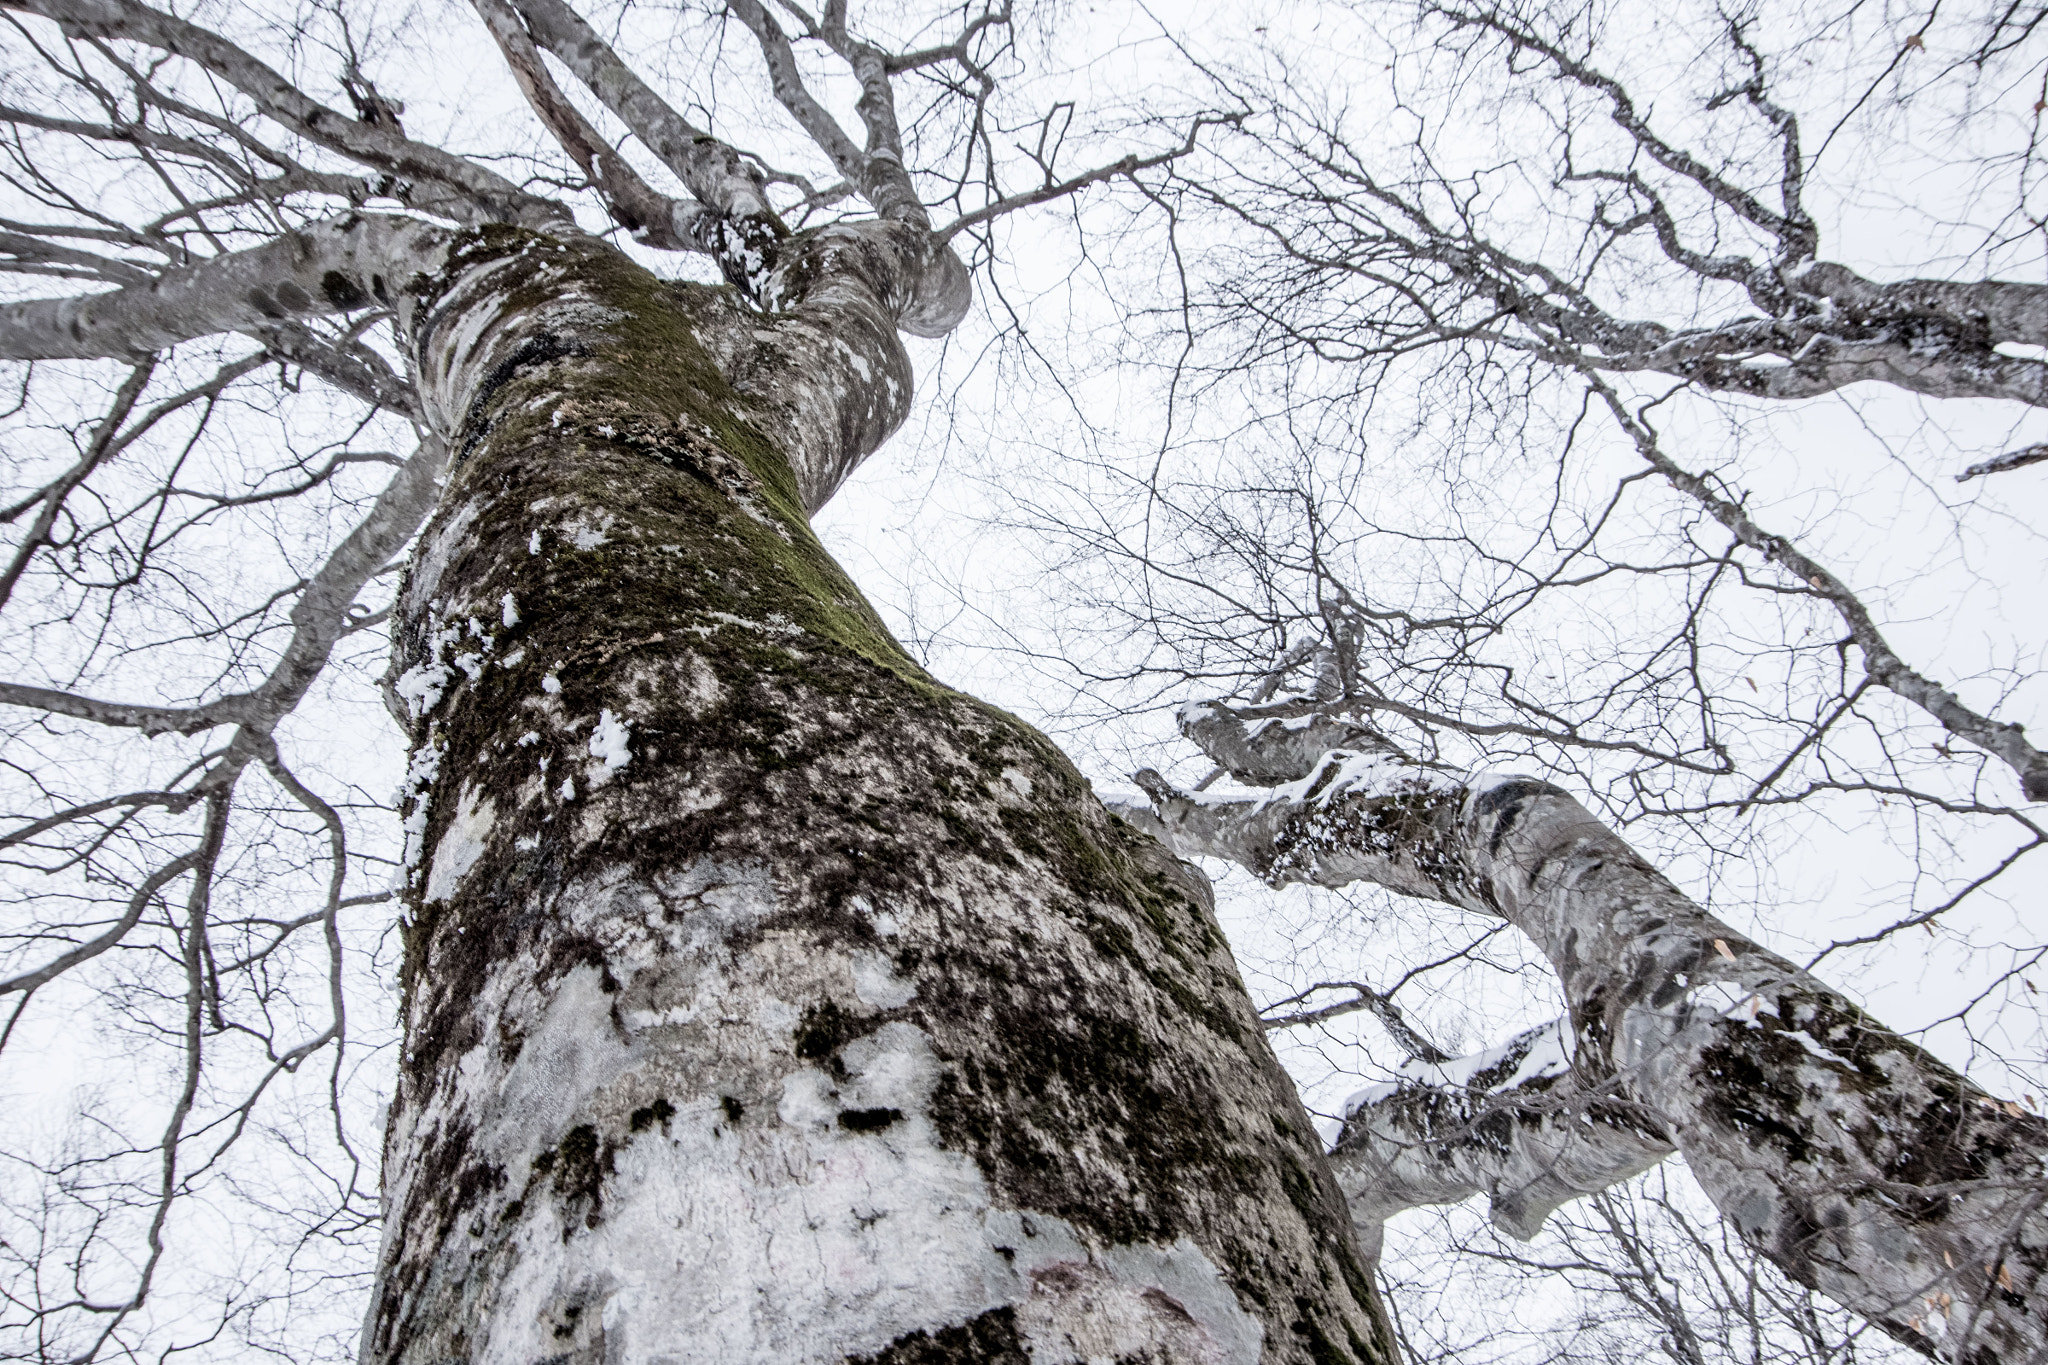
[1332, 1020, 1673, 1242]
[0, 214, 451, 362]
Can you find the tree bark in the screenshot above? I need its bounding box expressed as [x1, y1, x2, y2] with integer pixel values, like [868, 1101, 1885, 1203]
[1125, 702, 2048, 1365]
[1329, 1020, 1673, 1250]
[362, 230, 1394, 1364]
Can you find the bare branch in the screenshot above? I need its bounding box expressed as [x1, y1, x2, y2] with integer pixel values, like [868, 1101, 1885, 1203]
[1130, 705, 2048, 1361]
[0, 431, 447, 734]
[4, 0, 562, 227]
[1331, 1021, 1674, 1241]
[467, 0, 704, 251]
[1958, 441, 2048, 482]
[1590, 377, 2048, 802]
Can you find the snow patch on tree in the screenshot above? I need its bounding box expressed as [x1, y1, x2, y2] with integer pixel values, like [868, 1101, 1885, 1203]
[424, 783, 496, 902]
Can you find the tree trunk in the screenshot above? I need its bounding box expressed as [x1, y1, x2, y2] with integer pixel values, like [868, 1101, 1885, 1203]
[362, 228, 1394, 1364]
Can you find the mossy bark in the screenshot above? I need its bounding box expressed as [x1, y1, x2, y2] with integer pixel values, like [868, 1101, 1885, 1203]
[361, 229, 1395, 1364]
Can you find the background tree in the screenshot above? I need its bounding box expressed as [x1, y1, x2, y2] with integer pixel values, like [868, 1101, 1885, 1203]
[874, 0, 2048, 1359]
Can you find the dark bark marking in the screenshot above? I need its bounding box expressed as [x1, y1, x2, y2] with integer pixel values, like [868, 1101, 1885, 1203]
[454, 329, 592, 463]
[627, 1098, 674, 1131]
[1469, 778, 1569, 857]
[844, 1306, 1029, 1364]
[795, 999, 886, 1062]
[321, 269, 369, 309]
[244, 285, 287, 318]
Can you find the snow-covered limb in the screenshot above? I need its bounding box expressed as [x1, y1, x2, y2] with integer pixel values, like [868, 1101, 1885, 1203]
[0, 214, 451, 362]
[1128, 750, 1474, 907]
[1132, 700, 2048, 1363]
[1330, 1021, 1673, 1246]
[1566, 312, 2048, 407]
[1177, 699, 1401, 785]
[1791, 262, 2048, 353]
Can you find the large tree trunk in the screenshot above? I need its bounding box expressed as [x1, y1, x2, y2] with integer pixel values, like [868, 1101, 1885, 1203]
[361, 228, 1395, 1364]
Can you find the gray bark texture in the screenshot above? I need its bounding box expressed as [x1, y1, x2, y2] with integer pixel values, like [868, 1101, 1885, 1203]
[0, 214, 451, 361]
[359, 227, 1396, 1364]
[1126, 701, 2048, 1365]
[1331, 1020, 1674, 1248]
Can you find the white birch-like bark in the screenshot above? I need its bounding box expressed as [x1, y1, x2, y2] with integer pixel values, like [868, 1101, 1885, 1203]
[356, 230, 1394, 1364]
[3, 0, 562, 228]
[1329, 1020, 1673, 1249]
[1123, 701, 2048, 1364]
[0, 214, 451, 361]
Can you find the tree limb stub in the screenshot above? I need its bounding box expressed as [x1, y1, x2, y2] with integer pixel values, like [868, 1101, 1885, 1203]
[1128, 698, 2048, 1364]
[1958, 442, 2048, 482]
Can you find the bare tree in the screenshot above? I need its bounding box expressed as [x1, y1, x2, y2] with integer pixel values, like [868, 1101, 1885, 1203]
[7, 0, 2047, 1361]
[0, 2, 1392, 1361]
[1377, 1169, 1917, 1365]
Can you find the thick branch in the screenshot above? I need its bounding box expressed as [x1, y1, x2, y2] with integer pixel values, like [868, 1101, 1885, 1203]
[0, 213, 450, 361]
[1132, 704, 2048, 1363]
[1597, 325, 2048, 407]
[1178, 698, 1397, 783]
[1794, 261, 2048, 351]
[726, 1, 869, 190]
[467, 0, 703, 252]
[246, 318, 420, 418]
[1330, 1021, 1673, 1242]
[743, 0, 928, 228]
[502, 0, 788, 293]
